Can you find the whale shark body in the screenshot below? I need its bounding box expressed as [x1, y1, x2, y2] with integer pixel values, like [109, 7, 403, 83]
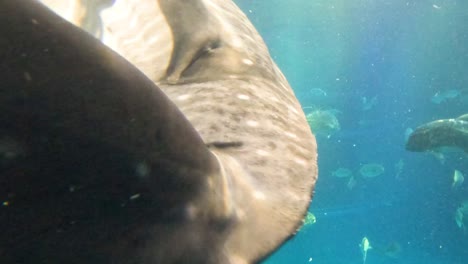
[0, 0, 317, 263]
[406, 114, 468, 153]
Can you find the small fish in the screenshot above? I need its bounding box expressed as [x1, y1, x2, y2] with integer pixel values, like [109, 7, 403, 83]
[304, 212, 317, 225]
[452, 170, 464, 189]
[455, 207, 464, 230]
[431, 89, 460, 104]
[394, 159, 404, 179]
[299, 212, 317, 232]
[361, 96, 378, 111]
[347, 176, 357, 190]
[360, 236, 372, 264]
[332, 167, 353, 178]
[455, 201, 468, 232]
[359, 163, 385, 178]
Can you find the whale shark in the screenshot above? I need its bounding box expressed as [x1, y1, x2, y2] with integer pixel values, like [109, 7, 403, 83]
[0, 0, 317, 263]
[406, 114, 468, 153]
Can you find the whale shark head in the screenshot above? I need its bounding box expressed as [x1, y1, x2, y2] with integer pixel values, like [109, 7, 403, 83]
[1, 0, 317, 263]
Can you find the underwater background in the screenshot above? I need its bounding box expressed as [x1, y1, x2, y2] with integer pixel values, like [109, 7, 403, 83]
[235, 0, 468, 263]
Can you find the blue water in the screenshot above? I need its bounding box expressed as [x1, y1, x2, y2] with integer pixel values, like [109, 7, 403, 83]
[235, 1, 468, 263]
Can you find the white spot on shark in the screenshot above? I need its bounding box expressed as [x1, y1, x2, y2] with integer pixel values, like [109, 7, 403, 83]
[230, 36, 244, 48]
[236, 94, 250, 100]
[294, 158, 307, 167]
[241, 58, 253, 65]
[176, 94, 192, 101]
[253, 191, 266, 200]
[285, 131, 298, 139]
[255, 149, 270, 156]
[229, 254, 248, 264]
[129, 193, 141, 200]
[246, 120, 259, 127]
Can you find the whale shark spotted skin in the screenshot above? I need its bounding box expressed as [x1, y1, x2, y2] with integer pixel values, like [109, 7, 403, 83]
[1, 0, 317, 263]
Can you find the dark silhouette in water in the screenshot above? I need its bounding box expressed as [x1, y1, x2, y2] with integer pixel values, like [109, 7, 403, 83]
[406, 114, 468, 153]
[382, 242, 402, 259]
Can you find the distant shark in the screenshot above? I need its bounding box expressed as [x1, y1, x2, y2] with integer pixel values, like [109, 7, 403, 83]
[359, 236, 372, 264]
[0, 0, 317, 263]
[406, 114, 468, 154]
